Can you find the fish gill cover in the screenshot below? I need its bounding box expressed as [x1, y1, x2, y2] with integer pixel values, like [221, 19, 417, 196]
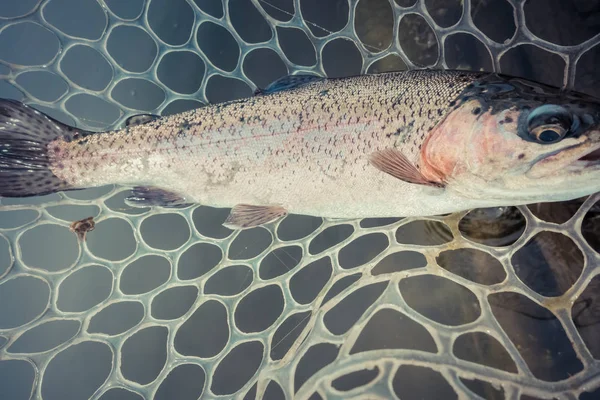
[0, 0, 599, 399]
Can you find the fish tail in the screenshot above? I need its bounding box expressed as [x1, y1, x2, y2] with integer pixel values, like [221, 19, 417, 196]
[0, 99, 83, 197]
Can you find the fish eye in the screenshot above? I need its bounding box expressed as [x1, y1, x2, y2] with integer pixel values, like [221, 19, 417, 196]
[530, 125, 567, 143]
[526, 104, 573, 144]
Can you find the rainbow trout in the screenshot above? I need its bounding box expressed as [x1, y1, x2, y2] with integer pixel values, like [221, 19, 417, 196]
[1, 70, 599, 228]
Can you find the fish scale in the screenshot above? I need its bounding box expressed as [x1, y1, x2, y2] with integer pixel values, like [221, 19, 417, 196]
[2, 70, 600, 225]
[53, 70, 476, 190]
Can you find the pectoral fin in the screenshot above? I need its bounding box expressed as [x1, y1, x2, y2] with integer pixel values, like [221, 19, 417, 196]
[224, 204, 288, 229]
[125, 186, 192, 208]
[369, 149, 444, 188]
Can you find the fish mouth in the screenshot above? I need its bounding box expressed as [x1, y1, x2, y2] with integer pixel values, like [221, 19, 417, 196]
[527, 142, 600, 178]
[577, 146, 600, 165]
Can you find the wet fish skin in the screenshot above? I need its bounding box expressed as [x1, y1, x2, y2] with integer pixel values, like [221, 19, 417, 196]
[1, 70, 599, 227]
[50, 70, 482, 216]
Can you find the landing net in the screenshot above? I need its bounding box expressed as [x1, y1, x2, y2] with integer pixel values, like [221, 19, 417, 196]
[0, 0, 599, 399]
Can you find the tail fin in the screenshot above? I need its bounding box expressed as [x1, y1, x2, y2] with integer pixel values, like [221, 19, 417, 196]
[0, 99, 85, 197]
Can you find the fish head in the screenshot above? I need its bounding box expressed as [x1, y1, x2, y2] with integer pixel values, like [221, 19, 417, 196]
[421, 74, 600, 203]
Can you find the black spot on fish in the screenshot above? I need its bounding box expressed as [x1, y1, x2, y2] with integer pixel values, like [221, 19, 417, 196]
[518, 153, 525, 159]
[472, 107, 481, 115]
[449, 100, 456, 107]
[504, 116, 513, 123]
[239, 116, 245, 122]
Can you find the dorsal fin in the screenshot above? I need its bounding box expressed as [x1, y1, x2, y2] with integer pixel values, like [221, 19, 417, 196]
[125, 114, 160, 127]
[255, 75, 324, 95]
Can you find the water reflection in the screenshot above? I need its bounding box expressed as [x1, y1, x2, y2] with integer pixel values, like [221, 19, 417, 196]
[459, 206, 526, 247]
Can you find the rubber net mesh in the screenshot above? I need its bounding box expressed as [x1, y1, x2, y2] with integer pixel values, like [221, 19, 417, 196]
[0, 0, 600, 399]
